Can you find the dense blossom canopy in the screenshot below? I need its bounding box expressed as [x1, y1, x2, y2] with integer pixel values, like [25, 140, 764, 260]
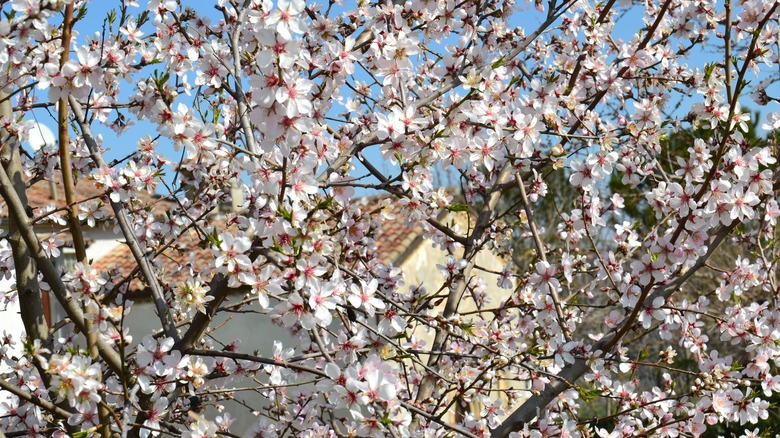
[0, 0, 779, 437]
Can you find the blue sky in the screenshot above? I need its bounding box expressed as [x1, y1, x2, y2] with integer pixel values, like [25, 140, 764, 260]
[23, 0, 780, 197]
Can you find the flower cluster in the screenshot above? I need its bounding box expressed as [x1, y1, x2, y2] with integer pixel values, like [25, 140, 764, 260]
[0, 0, 778, 437]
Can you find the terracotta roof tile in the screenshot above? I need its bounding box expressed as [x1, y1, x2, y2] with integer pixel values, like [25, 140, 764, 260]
[3, 178, 108, 217]
[92, 230, 213, 294]
[353, 195, 423, 264]
[3, 174, 434, 296]
[1, 174, 175, 222]
[90, 197, 426, 295]
[11, 175, 439, 296]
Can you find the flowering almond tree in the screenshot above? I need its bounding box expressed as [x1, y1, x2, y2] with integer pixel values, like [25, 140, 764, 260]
[0, 0, 779, 437]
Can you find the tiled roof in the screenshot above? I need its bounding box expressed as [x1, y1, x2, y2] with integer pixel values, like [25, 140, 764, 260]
[90, 195, 427, 295]
[3, 174, 440, 294]
[25, 178, 107, 210]
[0, 177, 109, 219]
[1, 175, 174, 221]
[354, 196, 423, 265]
[92, 228, 212, 293]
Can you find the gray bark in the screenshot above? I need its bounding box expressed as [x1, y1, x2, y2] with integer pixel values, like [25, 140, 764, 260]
[0, 92, 50, 347]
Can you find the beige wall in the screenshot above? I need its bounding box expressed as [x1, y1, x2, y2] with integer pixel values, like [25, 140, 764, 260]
[395, 220, 518, 423]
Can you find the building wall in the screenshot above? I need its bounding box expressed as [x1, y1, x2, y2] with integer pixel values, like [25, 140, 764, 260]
[396, 232, 515, 422]
[125, 296, 293, 434]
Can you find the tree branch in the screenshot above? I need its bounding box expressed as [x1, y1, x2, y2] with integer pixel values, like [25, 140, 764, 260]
[68, 95, 180, 343]
[0, 378, 73, 420]
[0, 162, 125, 376]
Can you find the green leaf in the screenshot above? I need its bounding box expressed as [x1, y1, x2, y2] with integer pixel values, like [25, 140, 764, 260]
[432, 129, 448, 140]
[448, 203, 468, 212]
[578, 387, 603, 402]
[315, 196, 334, 211]
[526, 344, 544, 356]
[703, 63, 715, 83]
[458, 321, 474, 335]
[107, 9, 116, 28]
[205, 229, 222, 248]
[22, 338, 34, 356]
[380, 412, 392, 427]
[75, 6, 88, 21]
[278, 206, 293, 223]
[73, 427, 97, 438]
